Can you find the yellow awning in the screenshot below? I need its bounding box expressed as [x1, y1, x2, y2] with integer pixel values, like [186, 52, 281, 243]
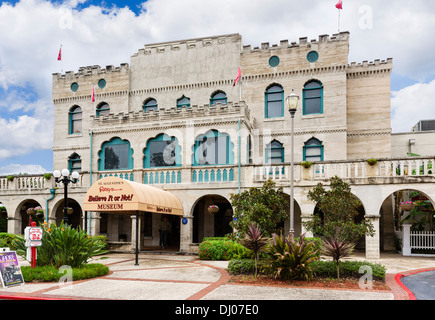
[83, 177, 183, 216]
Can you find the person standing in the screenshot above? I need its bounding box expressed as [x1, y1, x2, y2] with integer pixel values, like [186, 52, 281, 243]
[159, 217, 171, 248]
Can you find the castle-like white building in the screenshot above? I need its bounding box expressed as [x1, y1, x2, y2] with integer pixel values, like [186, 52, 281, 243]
[1, 32, 434, 259]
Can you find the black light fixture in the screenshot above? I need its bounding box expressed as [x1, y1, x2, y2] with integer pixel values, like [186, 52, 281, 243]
[53, 169, 80, 225]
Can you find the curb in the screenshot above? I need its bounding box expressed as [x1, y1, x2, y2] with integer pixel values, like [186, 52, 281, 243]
[393, 268, 435, 300]
[394, 274, 416, 300]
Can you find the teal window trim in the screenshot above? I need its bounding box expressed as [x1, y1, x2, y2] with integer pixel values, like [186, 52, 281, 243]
[143, 133, 182, 168]
[193, 130, 234, 166]
[143, 98, 158, 112]
[68, 153, 81, 172]
[269, 56, 280, 67]
[96, 102, 110, 116]
[210, 91, 227, 106]
[98, 137, 134, 171]
[303, 138, 324, 162]
[265, 140, 284, 164]
[303, 80, 323, 115]
[98, 79, 106, 89]
[177, 96, 190, 109]
[265, 84, 284, 118]
[69, 105, 82, 134]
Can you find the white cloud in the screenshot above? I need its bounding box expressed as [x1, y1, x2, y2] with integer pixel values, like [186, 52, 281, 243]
[391, 79, 435, 133]
[0, 163, 48, 175]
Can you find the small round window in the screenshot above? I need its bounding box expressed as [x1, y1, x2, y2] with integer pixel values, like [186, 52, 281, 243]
[98, 79, 106, 89]
[307, 51, 319, 63]
[269, 56, 280, 67]
[70, 82, 79, 92]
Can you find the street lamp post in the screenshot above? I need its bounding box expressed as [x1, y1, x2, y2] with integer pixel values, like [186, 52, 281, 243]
[53, 169, 80, 225]
[286, 90, 299, 241]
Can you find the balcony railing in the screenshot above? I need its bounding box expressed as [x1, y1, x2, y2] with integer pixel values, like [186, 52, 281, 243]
[1, 157, 433, 191]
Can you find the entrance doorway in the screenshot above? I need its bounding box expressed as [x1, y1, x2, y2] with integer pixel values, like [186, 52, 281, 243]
[193, 195, 233, 243]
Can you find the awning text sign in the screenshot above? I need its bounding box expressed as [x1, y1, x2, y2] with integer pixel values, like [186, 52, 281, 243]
[83, 177, 183, 216]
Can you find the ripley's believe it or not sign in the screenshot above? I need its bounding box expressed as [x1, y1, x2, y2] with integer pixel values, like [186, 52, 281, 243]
[83, 177, 183, 216]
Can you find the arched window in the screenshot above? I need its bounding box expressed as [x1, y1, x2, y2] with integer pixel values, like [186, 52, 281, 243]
[98, 137, 134, 170]
[143, 98, 158, 112]
[303, 138, 324, 162]
[69, 106, 82, 134]
[68, 153, 81, 172]
[177, 96, 190, 109]
[96, 102, 110, 116]
[303, 80, 323, 115]
[210, 91, 227, 106]
[143, 134, 181, 168]
[266, 140, 284, 164]
[265, 84, 284, 118]
[193, 130, 234, 166]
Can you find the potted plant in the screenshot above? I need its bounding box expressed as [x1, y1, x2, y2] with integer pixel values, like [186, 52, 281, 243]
[207, 205, 219, 214]
[66, 207, 74, 215]
[399, 201, 415, 211]
[301, 161, 312, 169]
[26, 208, 36, 215]
[366, 158, 378, 166]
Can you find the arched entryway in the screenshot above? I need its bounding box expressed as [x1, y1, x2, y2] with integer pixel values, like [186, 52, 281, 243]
[192, 194, 233, 243]
[17, 199, 44, 233]
[311, 193, 366, 249]
[53, 198, 83, 228]
[0, 202, 7, 232]
[283, 194, 302, 237]
[380, 188, 435, 253]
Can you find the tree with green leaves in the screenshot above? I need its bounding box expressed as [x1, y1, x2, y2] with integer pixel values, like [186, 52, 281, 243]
[303, 176, 375, 278]
[230, 180, 289, 239]
[304, 176, 375, 243]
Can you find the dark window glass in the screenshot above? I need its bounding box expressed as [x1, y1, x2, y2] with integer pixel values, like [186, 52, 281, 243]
[104, 144, 129, 169]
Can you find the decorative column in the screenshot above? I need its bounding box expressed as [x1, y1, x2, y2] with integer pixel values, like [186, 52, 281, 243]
[179, 215, 193, 253]
[402, 224, 412, 256]
[365, 214, 380, 259]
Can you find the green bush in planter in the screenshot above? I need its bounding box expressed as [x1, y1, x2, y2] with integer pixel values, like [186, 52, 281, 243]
[13, 221, 107, 268]
[199, 238, 252, 260]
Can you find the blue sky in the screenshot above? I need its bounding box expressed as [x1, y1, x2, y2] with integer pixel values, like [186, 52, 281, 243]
[1, 0, 435, 175]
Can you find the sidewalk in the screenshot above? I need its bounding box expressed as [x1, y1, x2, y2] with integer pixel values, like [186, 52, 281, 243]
[0, 252, 433, 300]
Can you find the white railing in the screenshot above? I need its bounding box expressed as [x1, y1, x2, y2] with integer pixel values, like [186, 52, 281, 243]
[143, 169, 182, 185]
[253, 165, 301, 182]
[410, 231, 435, 250]
[0, 157, 433, 191]
[402, 224, 435, 256]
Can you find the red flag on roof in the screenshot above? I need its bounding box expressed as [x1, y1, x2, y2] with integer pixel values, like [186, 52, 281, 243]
[233, 67, 241, 87]
[57, 46, 62, 61]
[336, 0, 343, 9]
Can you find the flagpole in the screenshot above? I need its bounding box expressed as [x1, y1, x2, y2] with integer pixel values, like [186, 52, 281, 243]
[239, 78, 242, 102]
[338, 9, 341, 32]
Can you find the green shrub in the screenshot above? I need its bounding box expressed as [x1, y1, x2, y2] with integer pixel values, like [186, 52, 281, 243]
[13, 222, 108, 268]
[262, 233, 318, 281]
[199, 238, 251, 260]
[21, 263, 109, 282]
[227, 258, 268, 275]
[310, 260, 386, 280]
[297, 237, 321, 260]
[0, 233, 19, 250]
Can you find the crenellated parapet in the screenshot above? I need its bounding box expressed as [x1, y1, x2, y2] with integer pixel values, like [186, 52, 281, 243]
[90, 101, 251, 128]
[53, 63, 129, 81]
[242, 32, 350, 54]
[347, 58, 393, 79]
[132, 33, 242, 57]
